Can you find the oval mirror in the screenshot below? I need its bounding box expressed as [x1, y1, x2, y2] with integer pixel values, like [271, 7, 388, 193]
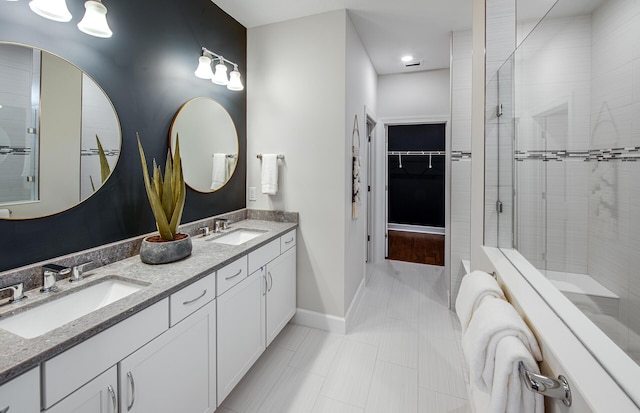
[0, 42, 121, 220]
[170, 97, 238, 192]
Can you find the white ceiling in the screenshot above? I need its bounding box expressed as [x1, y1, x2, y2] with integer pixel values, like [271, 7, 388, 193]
[211, 0, 473, 75]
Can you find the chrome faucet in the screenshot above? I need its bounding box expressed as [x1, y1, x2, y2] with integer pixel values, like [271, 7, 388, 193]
[41, 264, 70, 293]
[70, 261, 93, 283]
[213, 218, 229, 233]
[0, 282, 26, 304]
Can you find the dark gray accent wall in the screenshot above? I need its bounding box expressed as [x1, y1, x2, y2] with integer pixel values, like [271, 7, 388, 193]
[0, 0, 246, 272]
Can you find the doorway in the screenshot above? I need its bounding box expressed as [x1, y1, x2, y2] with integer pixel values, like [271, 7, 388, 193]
[385, 123, 446, 266]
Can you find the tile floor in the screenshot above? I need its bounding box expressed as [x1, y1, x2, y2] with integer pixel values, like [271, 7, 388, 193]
[219, 260, 471, 413]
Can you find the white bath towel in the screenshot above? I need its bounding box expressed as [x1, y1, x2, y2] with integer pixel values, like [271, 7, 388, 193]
[462, 298, 542, 392]
[211, 153, 228, 190]
[455, 270, 506, 333]
[0, 208, 11, 218]
[261, 154, 278, 195]
[490, 336, 544, 413]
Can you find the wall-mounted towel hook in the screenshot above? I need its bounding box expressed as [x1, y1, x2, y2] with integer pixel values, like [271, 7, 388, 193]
[257, 154, 285, 160]
[518, 362, 572, 406]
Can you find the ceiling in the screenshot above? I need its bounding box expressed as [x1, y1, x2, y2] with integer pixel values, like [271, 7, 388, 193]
[211, 0, 473, 75]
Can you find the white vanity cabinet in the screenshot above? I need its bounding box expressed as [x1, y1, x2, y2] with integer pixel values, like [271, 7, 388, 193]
[0, 367, 40, 413]
[217, 268, 265, 403]
[45, 367, 117, 413]
[265, 246, 296, 346]
[119, 299, 216, 413]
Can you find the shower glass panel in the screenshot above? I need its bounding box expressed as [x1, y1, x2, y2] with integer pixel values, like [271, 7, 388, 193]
[491, 0, 640, 399]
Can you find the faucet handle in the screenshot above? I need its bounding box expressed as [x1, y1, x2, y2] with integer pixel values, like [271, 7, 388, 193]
[0, 282, 26, 304]
[70, 261, 93, 282]
[198, 226, 210, 237]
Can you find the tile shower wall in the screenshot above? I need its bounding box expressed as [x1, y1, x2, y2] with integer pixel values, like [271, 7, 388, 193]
[450, 30, 472, 305]
[514, 14, 591, 273]
[587, 0, 640, 360]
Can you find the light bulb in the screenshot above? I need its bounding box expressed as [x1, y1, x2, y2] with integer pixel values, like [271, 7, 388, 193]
[29, 0, 72, 22]
[211, 58, 229, 86]
[194, 56, 214, 79]
[77, 0, 113, 38]
[227, 66, 244, 91]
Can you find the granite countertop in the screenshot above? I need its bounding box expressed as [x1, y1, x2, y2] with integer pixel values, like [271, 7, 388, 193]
[0, 218, 297, 385]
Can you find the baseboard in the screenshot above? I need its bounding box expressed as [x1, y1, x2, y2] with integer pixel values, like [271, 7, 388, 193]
[292, 278, 366, 336]
[292, 308, 346, 334]
[345, 278, 365, 334]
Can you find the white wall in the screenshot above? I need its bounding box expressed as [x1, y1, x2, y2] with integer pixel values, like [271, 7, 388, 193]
[248, 10, 376, 322]
[344, 13, 377, 315]
[377, 70, 450, 119]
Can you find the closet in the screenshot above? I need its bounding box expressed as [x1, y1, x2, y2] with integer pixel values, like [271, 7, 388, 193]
[386, 123, 446, 265]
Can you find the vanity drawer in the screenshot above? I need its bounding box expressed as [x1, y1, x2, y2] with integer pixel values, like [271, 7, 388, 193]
[280, 230, 296, 252]
[170, 273, 215, 326]
[248, 239, 280, 275]
[217, 256, 248, 296]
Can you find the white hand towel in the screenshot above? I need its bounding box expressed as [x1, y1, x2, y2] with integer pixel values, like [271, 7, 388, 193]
[0, 208, 10, 218]
[455, 270, 506, 333]
[462, 298, 542, 392]
[261, 154, 278, 195]
[490, 336, 544, 413]
[211, 153, 228, 190]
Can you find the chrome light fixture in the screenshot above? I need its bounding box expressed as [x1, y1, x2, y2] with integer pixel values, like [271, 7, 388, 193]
[29, 0, 72, 22]
[195, 47, 244, 92]
[227, 65, 244, 91]
[194, 55, 214, 79]
[211, 56, 229, 85]
[77, 0, 112, 38]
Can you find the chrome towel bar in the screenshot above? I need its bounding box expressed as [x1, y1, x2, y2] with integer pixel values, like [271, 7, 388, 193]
[518, 361, 572, 406]
[257, 154, 285, 160]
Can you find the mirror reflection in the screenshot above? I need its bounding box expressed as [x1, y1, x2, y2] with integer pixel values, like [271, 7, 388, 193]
[170, 97, 238, 193]
[0, 42, 121, 219]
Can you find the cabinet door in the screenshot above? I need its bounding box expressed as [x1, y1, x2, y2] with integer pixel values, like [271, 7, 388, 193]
[119, 300, 216, 413]
[217, 271, 265, 404]
[266, 247, 297, 346]
[0, 367, 39, 413]
[45, 367, 117, 413]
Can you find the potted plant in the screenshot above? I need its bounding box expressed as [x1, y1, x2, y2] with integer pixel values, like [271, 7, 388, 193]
[137, 132, 192, 264]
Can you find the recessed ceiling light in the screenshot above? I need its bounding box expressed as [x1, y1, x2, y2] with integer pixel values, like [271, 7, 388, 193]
[401, 55, 414, 62]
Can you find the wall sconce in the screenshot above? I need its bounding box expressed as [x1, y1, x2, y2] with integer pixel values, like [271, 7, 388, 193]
[194, 47, 244, 91]
[27, 0, 113, 38]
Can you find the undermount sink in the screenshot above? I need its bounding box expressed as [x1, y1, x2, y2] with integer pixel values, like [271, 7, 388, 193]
[0, 278, 144, 339]
[207, 228, 267, 245]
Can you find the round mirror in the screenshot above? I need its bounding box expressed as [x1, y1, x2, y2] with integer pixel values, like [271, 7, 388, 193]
[0, 42, 121, 219]
[170, 97, 238, 192]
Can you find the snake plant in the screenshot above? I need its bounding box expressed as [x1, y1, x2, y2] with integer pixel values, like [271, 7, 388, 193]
[90, 135, 112, 192]
[137, 132, 186, 241]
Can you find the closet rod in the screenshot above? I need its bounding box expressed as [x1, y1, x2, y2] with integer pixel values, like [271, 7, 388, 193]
[387, 151, 446, 156]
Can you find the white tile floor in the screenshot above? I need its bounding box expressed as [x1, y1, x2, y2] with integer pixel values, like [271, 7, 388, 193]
[219, 260, 471, 413]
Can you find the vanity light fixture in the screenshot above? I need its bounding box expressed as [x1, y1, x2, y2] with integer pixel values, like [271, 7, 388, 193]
[29, 0, 73, 22]
[77, 0, 112, 38]
[227, 65, 244, 91]
[194, 55, 214, 79]
[195, 47, 244, 92]
[211, 56, 229, 86]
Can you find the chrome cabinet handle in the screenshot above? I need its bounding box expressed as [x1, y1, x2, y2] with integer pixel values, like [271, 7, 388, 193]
[108, 385, 117, 412]
[183, 289, 207, 305]
[263, 274, 267, 296]
[284, 237, 294, 244]
[127, 371, 136, 411]
[267, 271, 273, 292]
[225, 269, 242, 281]
[0, 406, 10, 413]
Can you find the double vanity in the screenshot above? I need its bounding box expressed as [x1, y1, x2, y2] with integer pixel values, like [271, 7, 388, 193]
[0, 215, 297, 413]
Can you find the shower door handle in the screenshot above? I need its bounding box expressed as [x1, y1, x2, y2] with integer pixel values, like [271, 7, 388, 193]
[496, 200, 503, 214]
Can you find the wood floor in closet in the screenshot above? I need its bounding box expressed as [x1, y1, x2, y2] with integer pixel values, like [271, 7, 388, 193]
[387, 230, 445, 266]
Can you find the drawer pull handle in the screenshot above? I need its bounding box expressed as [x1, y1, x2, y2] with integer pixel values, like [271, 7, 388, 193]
[127, 371, 136, 411]
[183, 289, 207, 305]
[225, 269, 242, 280]
[284, 238, 294, 244]
[0, 406, 10, 413]
[108, 385, 117, 412]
